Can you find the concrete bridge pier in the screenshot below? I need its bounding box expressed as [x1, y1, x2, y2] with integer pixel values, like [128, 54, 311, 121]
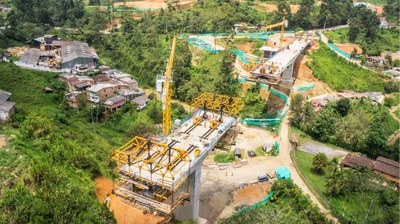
[280, 61, 295, 88]
[175, 167, 202, 221]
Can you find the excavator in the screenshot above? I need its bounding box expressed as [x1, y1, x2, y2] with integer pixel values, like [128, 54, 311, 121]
[260, 17, 289, 49]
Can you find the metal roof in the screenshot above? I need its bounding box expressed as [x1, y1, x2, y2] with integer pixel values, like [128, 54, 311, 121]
[20, 48, 41, 65]
[61, 41, 99, 64]
[87, 83, 115, 92]
[0, 89, 11, 102]
[131, 95, 149, 105]
[0, 101, 15, 112]
[104, 95, 126, 105]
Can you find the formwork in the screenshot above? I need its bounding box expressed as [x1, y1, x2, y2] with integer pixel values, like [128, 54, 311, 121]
[111, 92, 244, 216]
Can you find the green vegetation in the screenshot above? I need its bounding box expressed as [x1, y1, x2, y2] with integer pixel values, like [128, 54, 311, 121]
[0, 62, 187, 222]
[384, 0, 399, 25]
[311, 153, 328, 173]
[255, 146, 267, 156]
[294, 150, 400, 224]
[355, 0, 387, 5]
[220, 179, 332, 224]
[290, 94, 398, 160]
[308, 43, 385, 92]
[324, 28, 400, 55]
[214, 151, 236, 163]
[395, 107, 400, 119]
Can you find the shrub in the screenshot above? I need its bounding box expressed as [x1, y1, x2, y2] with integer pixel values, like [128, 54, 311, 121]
[214, 152, 235, 163]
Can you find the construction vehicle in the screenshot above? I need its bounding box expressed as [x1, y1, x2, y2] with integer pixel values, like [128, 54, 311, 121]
[260, 17, 289, 49]
[161, 36, 177, 136]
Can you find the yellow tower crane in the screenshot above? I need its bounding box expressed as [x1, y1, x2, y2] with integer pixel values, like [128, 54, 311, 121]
[261, 17, 288, 49]
[162, 36, 177, 136]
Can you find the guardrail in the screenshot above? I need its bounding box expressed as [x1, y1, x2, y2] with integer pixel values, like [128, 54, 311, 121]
[290, 150, 331, 209]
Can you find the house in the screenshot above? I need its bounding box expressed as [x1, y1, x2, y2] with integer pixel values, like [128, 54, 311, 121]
[86, 83, 115, 103]
[98, 65, 111, 72]
[63, 75, 94, 92]
[131, 94, 149, 110]
[260, 46, 279, 58]
[342, 154, 400, 184]
[103, 95, 126, 111]
[19, 48, 41, 65]
[107, 80, 129, 93]
[0, 90, 15, 121]
[65, 92, 82, 108]
[366, 56, 384, 66]
[120, 89, 146, 101]
[93, 74, 111, 83]
[374, 157, 399, 184]
[341, 154, 374, 169]
[118, 77, 138, 89]
[61, 41, 99, 70]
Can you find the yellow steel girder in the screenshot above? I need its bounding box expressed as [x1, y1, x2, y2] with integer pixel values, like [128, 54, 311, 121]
[192, 92, 245, 117]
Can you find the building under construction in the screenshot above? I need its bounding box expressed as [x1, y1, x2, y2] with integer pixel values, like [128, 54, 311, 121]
[111, 92, 244, 219]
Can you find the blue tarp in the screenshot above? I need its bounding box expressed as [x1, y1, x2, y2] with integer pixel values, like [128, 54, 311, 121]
[275, 166, 291, 179]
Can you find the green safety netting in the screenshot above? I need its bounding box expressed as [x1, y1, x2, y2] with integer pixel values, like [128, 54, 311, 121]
[274, 141, 280, 155]
[328, 43, 351, 59]
[231, 49, 260, 64]
[295, 84, 315, 91]
[235, 191, 275, 215]
[188, 38, 222, 53]
[239, 78, 290, 127]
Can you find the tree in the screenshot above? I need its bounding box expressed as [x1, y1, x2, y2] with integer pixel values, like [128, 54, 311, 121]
[326, 157, 340, 174]
[384, 81, 400, 94]
[216, 51, 238, 96]
[289, 94, 305, 127]
[310, 107, 339, 142]
[334, 98, 351, 117]
[294, 0, 314, 29]
[350, 47, 358, 59]
[312, 153, 328, 173]
[274, 0, 292, 24]
[326, 170, 348, 196]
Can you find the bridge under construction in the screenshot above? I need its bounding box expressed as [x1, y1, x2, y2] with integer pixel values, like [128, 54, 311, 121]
[111, 92, 244, 220]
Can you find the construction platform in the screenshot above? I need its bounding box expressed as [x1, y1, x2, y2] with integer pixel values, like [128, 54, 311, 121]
[251, 39, 312, 82]
[112, 109, 237, 215]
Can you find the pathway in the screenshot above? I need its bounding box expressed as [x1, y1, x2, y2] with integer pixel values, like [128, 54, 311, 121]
[388, 105, 400, 145]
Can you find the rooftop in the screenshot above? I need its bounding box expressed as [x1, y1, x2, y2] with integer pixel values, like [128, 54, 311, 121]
[0, 101, 15, 112]
[374, 156, 400, 178]
[61, 41, 99, 64]
[20, 48, 41, 65]
[87, 83, 115, 92]
[104, 95, 126, 105]
[0, 89, 11, 102]
[131, 94, 149, 105]
[341, 154, 374, 169]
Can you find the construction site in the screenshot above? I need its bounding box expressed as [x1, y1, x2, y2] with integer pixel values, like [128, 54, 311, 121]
[107, 18, 325, 224]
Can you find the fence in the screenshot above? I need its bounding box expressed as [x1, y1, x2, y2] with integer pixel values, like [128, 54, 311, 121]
[14, 61, 63, 73]
[294, 84, 315, 91]
[234, 191, 275, 216]
[239, 78, 290, 127]
[188, 38, 222, 53]
[289, 150, 331, 209]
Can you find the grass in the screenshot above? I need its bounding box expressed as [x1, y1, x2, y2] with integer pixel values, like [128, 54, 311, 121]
[255, 145, 267, 156]
[308, 43, 385, 92]
[395, 107, 400, 119]
[294, 150, 399, 223]
[323, 28, 400, 55]
[214, 151, 236, 163]
[294, 150, 328, 193]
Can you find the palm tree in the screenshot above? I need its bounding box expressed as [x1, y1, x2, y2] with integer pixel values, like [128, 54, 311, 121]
[326, 171, 348, 196]
[327, 157, 341, 174]
[312, 153, 328, 173]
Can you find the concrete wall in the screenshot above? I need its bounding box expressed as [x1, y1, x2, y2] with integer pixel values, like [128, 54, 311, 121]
[62, 57, 98, 69]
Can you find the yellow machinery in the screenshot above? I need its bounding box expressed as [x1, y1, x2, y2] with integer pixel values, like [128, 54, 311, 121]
[162, 36, 177, 136]
[261, 17, 288, 49]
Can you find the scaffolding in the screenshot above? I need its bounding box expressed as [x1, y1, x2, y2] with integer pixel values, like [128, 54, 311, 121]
[111, 92, 244, 216]
[111, 136, 191, 215]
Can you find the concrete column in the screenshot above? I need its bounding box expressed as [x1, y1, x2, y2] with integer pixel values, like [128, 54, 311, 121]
[281, 62, 295, 88]
[175, 167, 201, 221]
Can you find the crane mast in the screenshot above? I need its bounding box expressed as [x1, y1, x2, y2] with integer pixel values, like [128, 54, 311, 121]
[261, 17, 288, 48]
[162, 36, 177, 136]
